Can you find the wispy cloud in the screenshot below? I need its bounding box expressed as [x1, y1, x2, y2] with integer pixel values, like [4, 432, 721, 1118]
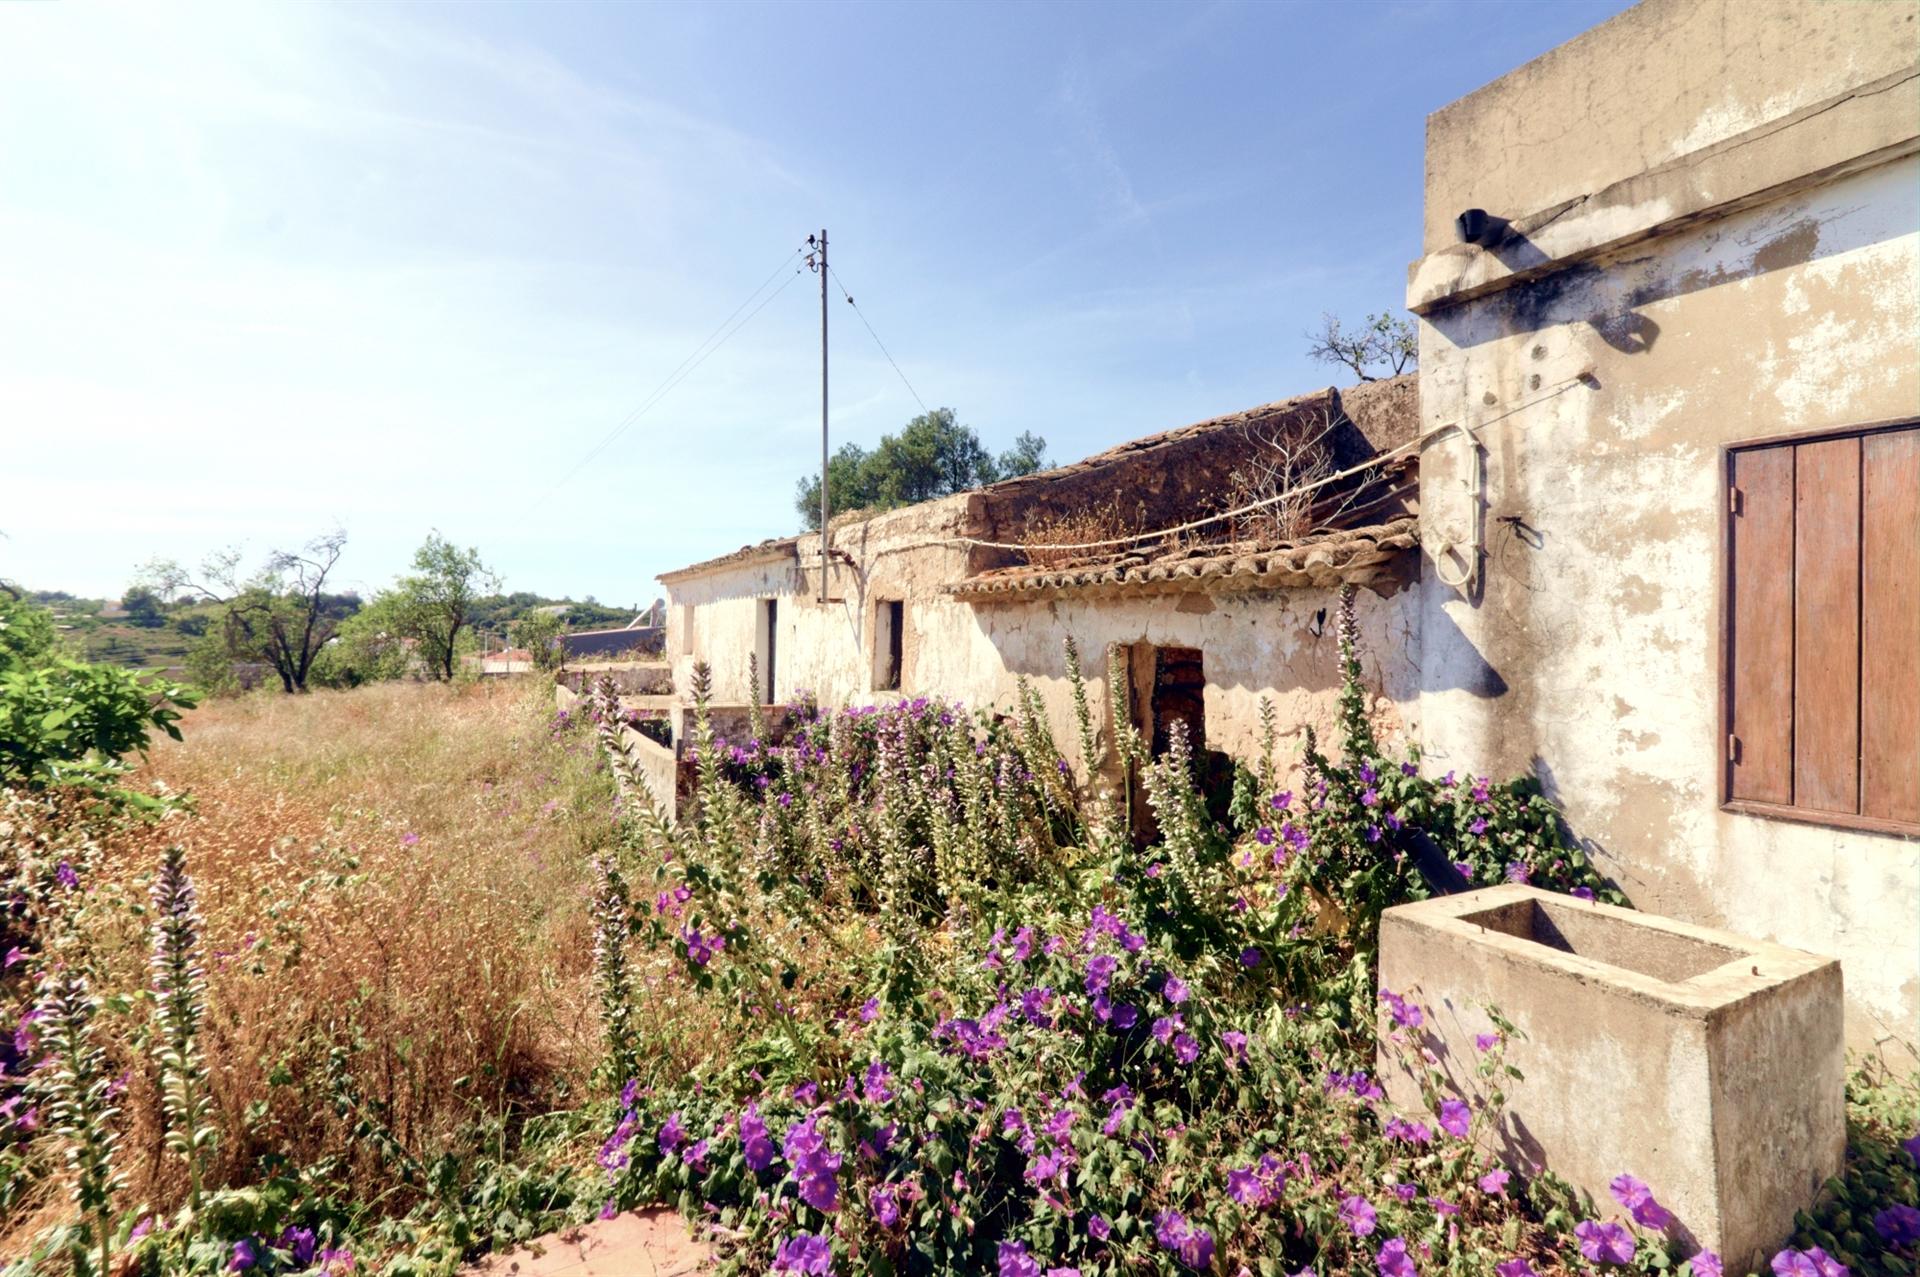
[1052, 51, 1151, 231]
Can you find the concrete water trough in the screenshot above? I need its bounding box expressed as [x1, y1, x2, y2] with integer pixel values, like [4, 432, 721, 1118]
[1378, 884, 1844, 1271]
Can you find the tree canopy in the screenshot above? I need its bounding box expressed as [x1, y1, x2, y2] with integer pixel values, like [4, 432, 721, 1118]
[142, 531, 355, 694]
[794, 409, 1049, 529]
[1304, 312, 1418, 382]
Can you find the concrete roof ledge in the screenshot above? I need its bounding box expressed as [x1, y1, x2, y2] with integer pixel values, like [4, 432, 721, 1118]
[1408, 66, 1920, 316]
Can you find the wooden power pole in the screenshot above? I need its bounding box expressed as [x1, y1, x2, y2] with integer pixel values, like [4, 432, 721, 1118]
[809, 228, 830, 603]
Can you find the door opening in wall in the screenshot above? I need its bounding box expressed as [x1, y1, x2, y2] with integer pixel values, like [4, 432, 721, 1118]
[757, 598, 778, 704]
[1150, 646, 1206, 758]
[874, 599, 904, 692]
[1117, 643, 1231, 843]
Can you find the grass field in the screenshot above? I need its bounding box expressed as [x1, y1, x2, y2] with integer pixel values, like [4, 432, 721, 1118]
[3, 679, 619, 1264]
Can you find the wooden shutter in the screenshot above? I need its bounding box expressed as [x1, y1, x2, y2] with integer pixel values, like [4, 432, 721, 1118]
[1727, 447, 1794, 805]
[1862, 429, 1920, 824]
[1727, 422, 1919, 831]
[1792, 437, 1861, 814]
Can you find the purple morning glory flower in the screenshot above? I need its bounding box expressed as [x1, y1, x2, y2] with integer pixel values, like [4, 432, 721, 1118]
[1610, 1174, 1673, 1230]
[1088, 1215, 1112, 1241]
[229, 1240, 257, 1272]
[1227, 1166, 1264, 1206]
[1163, 975, 1190, 1004]
[1576, 1220, 1636, 1265]
[1377, 1237, 1417, 1277]
[1495, 1262, 1537, 1277]
[740, 1104, 777, 1171]
[280, 1227, 317, 1266]
[1479, 1169, 1510, 1195]
[1084, 954, 1118, 994]
[871, 1184, 900, 1227]
[1474, 1033, 1500, 1052]
[1384, 1118, 1432, 1145]
[1239, 947, 1264, 968]
[1692, 1253, 1724, 1277]
[999, 1241, 1042, 1277]
[773, 1233, 833, 1274]
[1154, 1211, 1215, 1270]
[1876, 1204, 1920, 1247]
[1379, 990, 1423, 1028]
[1572, 886, 1596, 900]
[1772, 1250, 1846, 1277]
[1439, 1099, 1471, 1138]
[1341, 1194, 1377, 1236]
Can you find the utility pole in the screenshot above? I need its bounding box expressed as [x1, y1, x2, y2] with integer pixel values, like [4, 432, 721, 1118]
[807, 229, 829, 603]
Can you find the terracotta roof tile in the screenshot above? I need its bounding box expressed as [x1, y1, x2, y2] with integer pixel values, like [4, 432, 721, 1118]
[947, 516, 1419, 601]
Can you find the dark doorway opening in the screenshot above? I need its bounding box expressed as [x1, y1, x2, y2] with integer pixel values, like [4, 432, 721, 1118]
[757, 599, 778, 704]
[875, 600, 903, 691]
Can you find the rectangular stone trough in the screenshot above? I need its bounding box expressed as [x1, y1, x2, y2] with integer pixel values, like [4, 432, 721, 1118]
[1377, 885, 1844, 1272]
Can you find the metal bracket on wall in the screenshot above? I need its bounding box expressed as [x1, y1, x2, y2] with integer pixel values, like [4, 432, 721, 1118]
[1423, 420, 1484, 595]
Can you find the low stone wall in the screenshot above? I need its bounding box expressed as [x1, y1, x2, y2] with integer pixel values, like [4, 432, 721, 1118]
[558, 663, 674, 697]
[1377, 885, 1843, 1271]
[554, 683, 683, 817]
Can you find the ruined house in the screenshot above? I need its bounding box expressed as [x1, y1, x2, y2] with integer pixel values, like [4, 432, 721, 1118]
[636, 0, 1918, 1052]
[655, 376, 1421, 802]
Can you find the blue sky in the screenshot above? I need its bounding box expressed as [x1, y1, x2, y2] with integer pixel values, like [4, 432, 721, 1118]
[1, 0, 1631, 606]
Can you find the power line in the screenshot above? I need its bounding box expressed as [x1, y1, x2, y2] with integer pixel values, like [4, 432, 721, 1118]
[826, 265, 930, 416]
[546, 244, 808, 495]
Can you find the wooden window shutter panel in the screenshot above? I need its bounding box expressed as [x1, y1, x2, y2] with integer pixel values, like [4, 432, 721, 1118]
[1728, 446, 1795, 805]
[1862, 427, 1920, 824]
[1792, 436, 1862, 815]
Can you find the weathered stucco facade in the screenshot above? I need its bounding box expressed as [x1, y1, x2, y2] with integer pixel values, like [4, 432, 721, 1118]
[646, 0, 1917, 1054]
[1408, 0, 1920, 1054]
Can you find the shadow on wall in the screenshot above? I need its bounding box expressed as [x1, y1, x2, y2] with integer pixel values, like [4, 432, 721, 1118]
[1427, 183, 1912, 354]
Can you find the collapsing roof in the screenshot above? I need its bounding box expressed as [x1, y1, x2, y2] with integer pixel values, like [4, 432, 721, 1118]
[656, 374, 1421, 592]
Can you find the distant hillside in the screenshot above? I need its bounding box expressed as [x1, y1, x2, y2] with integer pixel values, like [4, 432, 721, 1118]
[16, 586, 652, 674]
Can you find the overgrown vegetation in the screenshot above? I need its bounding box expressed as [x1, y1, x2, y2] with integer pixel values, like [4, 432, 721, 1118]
[0, 591, 193, 807]
[1, 595, 1914, 1277]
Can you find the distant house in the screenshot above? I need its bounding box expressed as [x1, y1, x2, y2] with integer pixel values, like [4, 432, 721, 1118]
[559, 603, 667, 661]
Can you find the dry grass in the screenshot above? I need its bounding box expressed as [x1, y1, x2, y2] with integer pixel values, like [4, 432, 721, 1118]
[1016, 499, 1139, 569]
[38, 680, 616, 1235]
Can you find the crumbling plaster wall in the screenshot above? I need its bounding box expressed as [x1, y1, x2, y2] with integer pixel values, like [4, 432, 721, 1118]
[944, 586, 1419, 784]
[1412, 156, 1920, 1054]
[664, 493, 1424, 783]
[1420, 0, 1918, 255]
